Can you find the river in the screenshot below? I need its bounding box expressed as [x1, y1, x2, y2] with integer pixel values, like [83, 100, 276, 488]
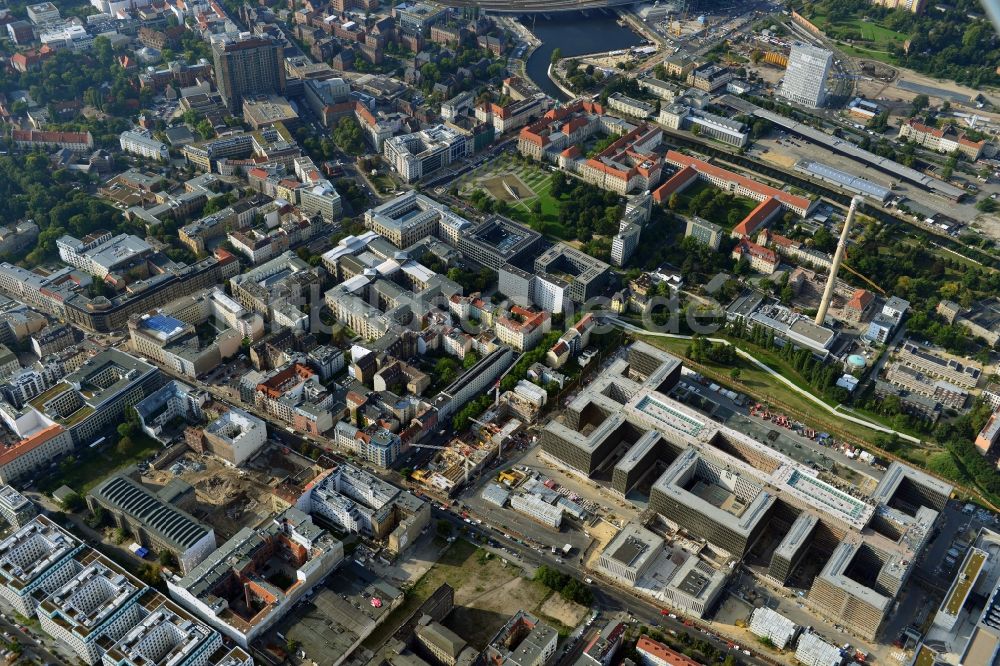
[521, 12, 644, 101]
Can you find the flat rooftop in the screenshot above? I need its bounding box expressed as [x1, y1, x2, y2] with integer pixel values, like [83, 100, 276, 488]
[943, 548, 987, 617]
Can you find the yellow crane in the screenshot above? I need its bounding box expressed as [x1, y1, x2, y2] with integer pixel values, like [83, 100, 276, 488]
[840, 261, 886, 296]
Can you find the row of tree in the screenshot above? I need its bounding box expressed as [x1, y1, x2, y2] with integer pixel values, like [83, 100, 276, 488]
[533, 565, 593, 606]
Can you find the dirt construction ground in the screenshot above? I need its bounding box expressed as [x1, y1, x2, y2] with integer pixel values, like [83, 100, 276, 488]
[144, 453, 288, 540]
[369, 538, 589, 651]
[446, 543, 589, 647]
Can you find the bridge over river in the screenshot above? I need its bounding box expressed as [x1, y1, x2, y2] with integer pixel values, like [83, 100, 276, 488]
[436, 0, 641, 13]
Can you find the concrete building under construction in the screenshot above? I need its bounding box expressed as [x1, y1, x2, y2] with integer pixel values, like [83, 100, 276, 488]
[540, 341, 952, 641]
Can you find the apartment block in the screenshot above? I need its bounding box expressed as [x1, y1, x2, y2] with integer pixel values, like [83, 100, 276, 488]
[166, 508, 343, 649]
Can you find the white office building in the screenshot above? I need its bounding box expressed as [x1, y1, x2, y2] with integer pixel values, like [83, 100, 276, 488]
[120, 130, 169, 161]
[779, 43, 832, 108]
[509, 493, 563, 528]
[383, 125, 470, 182]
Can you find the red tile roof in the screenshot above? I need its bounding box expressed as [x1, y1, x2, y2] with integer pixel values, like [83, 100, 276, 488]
[636, 636, 704, 666]
[664, 150, 812, 213]
[652, 166, 698, 203]
[12, 129, 92, 145]
[732, 196, 782, 237]
[0, 425, 66, 467]
[846, 288, 874, 312]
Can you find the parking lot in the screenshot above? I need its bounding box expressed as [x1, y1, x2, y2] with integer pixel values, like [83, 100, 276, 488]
[275, 561, 403, 664]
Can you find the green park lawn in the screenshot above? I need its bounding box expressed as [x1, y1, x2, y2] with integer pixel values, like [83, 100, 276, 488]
[38, 434, 161, 495]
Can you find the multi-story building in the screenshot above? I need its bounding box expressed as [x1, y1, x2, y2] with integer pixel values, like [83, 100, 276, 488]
[30, 325, 74, 358]
[758, 230, 833, 271]
[542, 341, 948, 640]
[873, 380, 941, 422]
[899, 119, 985, 161]
[685, 216, 723, 250]
[229, 251, 320, 331]
[252, 361, 340, 434]
[364, 191, 472, 248]
[496, 306, 551, 352]
[0, 516, 248, 666]
[684, 109, 749, 147]
[197, 408, 267, 466]
[87, 475, 216, 574]
[37, 554, 147, 664]
[975, 411, 1000, 456]
[686, 64, 732, 92]
[896, 339, 981, 390]
[533, 243, 611, 305]
[26, 2, 60, 24]
[732, 240, 778, 274]
[333, 422, 402, 468]
[120, 129, 169, 161]
[637, 76, 683, 102]
[415, 621, 470, 666]
[546, 314, 595, 369]
[884, 363, 967, 410]
[509, 493, 563, 527]
[654, 151, 813, 239]
[571, 125, 663, 195]
[0, 425, 74, 485]
[128, 311, 241, 379]
[434, 347, 515, 421]
[11, 129, 93, 152]
[871, 0, 926, 13]
[0, 515, 84, 616]
[20, 349, 161, 448]
[166, 508, 343, 649]
[636, 636, 702, 666]
[983, 382, 1000, 411]
[242, 95, 299, 130]
[664, 52, 699, 78]
[476, 97, 547, 134]
[484, 611, 558, 666]
[393, 1, 447, 35]
[597, 523, 663, 585]
[611, 221, 641, 267]
[38, 22, 93, 51]
[779, 43, 832, 108]
[61, 252, 239, 333]
[0, 344, 19, 380]
[608, 92, 656, 119]
[297, 464, 429, 552]
[212, 34, 286, 114]
[57, 232, 153, 280]
[133, 380, 207, 442]
[383, 125, 471, 182]
[100, 591, 247, 666]
[0, 485, 36, 528]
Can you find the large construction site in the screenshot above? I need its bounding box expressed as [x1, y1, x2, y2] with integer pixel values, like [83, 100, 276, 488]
[142, 442, 320, 540]
[411, 417, 529, 496]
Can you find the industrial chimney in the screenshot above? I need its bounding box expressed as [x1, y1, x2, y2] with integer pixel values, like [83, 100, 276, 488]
[814, 196, 863, 326]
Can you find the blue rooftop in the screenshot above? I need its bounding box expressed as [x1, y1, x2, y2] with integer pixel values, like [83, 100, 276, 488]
[143, 314, 186, 336]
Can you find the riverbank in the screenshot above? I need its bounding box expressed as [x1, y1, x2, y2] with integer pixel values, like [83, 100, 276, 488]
[521, 11, 643, 100]
[546, 62, 578, 100]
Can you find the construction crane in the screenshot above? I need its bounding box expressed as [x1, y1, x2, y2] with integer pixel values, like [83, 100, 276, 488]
[410, 442, 475, 485]
[841, 259, 887, 295]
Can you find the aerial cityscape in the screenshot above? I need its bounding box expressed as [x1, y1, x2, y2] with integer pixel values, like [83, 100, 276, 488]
[0, 0, 997, 665]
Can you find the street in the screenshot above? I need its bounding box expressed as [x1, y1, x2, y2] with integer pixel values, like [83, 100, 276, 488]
[432, 508, 775, 666]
